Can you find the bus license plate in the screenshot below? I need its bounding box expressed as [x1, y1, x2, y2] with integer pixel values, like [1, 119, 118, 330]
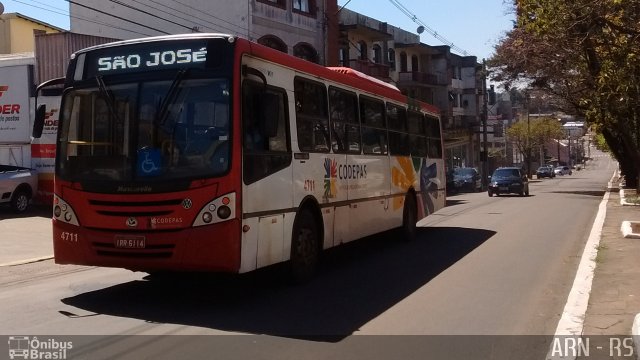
[114, 235, 146, 249]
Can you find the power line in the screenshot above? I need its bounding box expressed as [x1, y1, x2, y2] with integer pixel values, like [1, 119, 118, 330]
[65, 0, 171, 35]
[386, 0, 470, 56]
[107, 0, 197, 33]
[145, 0, 258, 38]
[12, 0, 156, 37]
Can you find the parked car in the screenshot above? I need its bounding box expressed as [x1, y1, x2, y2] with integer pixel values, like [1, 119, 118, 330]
[543, 164, 556, 177]
[554, 166, 572, 176]
[536, 166, 554, 178]
[446, 168, 463, 195]
[0, 165, 38, 213]
[453, 167, 482, 192]
[488, 167, 529, 197]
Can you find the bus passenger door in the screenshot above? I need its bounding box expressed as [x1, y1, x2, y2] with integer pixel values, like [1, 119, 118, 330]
[241, 80, 293, 272]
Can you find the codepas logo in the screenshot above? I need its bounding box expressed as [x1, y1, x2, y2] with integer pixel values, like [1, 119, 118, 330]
[323, 158, 337, 199]
[0, 85, 8, 98]
[7, 336, 72, 359]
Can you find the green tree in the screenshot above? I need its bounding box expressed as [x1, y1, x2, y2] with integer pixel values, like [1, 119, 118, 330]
[490, 0, 640, 187]
[507, 117, 565, 177]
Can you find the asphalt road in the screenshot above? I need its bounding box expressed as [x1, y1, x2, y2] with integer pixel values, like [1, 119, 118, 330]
[0, 148, 617, 359]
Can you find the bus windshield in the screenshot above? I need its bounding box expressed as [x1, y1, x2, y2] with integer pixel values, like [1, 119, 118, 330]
[57, 76, 231, 183]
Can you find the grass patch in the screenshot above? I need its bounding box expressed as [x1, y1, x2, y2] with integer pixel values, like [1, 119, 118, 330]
[595, 244, 608, 264]
[624, 195, 640, 204]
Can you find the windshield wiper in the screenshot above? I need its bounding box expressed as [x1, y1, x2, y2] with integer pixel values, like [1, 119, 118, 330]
[156, 69, 188, 125]
[95, 75, 123, 124]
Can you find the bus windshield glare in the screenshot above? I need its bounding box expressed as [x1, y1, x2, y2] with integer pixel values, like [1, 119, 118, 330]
[57, 76, 231, 183]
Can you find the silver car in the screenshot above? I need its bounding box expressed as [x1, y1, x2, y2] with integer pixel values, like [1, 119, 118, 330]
[554, 166, 572, 176]
[0, 165, 38, 213]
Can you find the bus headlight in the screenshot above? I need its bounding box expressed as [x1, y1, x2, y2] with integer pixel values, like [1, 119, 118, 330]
[53, 195, 80, 226]
[217, 205, 231, 219]
[193, 192, 236, 227]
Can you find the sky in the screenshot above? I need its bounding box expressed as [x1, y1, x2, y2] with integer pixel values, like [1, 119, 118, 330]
[1, 0, 515, 60]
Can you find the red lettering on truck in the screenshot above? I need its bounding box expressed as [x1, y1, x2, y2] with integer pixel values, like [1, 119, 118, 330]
[0, 104, 20, 114]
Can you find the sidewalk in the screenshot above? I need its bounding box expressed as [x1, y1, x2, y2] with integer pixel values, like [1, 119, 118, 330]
[582, 177, 640, 336]
[0, 205, 53, 266]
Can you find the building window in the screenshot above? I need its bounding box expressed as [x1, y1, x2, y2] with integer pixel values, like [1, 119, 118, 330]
[372, 44, 382, 64]
[293, 43, 319, 63]
[358, 41, 368, 61]
[400, 52, 408, 72]
[257, 0, 286, 8]
[293, 0, 315, 15]
[339, 47, 349, 67]
[388, 48, 396, 70]
[258, 35, 288, 54]
[411, 55, 419, 72]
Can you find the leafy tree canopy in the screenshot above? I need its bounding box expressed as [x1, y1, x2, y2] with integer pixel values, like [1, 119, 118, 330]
[490, 0, 640, 187]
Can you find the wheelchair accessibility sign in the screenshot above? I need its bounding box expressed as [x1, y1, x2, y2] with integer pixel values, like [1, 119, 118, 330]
[137, 148, 162, 177]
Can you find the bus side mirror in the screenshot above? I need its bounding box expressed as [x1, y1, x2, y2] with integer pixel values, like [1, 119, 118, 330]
[259, 93, 279, 138]
[33, 104, 46, 139]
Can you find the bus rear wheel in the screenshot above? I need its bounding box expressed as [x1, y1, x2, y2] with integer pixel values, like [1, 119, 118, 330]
[290, 209, 320, 283]
[402, 193, 417, 242]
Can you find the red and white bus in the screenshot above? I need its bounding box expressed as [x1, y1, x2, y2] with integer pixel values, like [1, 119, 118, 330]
[40, 33, 445, 281]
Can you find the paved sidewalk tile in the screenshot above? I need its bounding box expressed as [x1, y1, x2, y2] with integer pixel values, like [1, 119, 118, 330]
[0, 205, 52, 266]
[583, 184, 640, 335]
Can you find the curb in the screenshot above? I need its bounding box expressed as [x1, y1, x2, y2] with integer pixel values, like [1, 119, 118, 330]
[621, 221, 640, 239]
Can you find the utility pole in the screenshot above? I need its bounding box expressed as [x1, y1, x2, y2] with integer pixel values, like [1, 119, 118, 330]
[481, 60, 489, 189]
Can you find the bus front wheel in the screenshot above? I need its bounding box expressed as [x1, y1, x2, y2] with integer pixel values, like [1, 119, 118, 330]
[290, 209, 320, 283]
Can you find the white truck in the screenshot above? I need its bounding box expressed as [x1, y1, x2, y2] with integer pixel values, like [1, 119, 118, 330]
[0, 53, 59, 207]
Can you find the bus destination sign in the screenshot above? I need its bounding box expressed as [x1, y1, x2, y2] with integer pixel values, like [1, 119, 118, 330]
[82, 39, 223, 78]
[96, 47, 207, 73]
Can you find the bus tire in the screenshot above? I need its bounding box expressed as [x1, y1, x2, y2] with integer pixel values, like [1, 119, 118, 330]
[290, 208, 320, 283]
[402, 192, 417, 242]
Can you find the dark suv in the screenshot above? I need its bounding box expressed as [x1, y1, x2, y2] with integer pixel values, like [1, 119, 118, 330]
[488, 167, 529, 197]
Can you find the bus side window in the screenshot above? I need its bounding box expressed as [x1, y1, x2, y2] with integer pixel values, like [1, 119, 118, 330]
[242, 80, 291, 185]
[426, 115, 443, 158]
[294, 77, 329, 153]
[360, 96, 386, 155]
[408, 110, 427, 157]
[387, 103, 410, 156]
[329, 86, 359, 154]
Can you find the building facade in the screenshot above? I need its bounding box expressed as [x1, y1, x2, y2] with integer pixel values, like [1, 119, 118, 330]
[337, 9, 482, 170]
[0, 13, 63, 54]
[69, 0, 338, 66]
